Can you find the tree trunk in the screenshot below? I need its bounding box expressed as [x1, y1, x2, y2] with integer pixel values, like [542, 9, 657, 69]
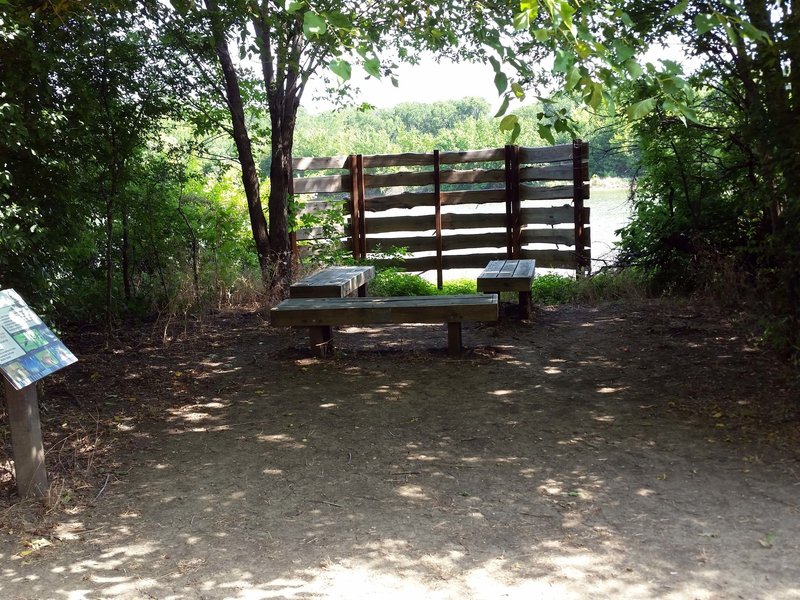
[205, 0, 271, 288]
[121, 196, 132, 302]
[268, 112, 294, 291]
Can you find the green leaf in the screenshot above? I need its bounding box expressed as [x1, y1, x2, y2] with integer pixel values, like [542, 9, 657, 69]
[329, 58, 351, 81]
[627, 97, 657, 120]
[511, 82, 525, 99]
[565, 65, 581, 91]
[532, 28, 550, 42]
[537, 123, 555, 145]
[364, 56, 381, 78]
[553, 49, 572, 73]
[285, 0, 304, 13]
[612, 39, 635, 62]
[624, 59, 643, 78]
[667, 0, 689, 17]
[494, 71, 509, 94]
[558, 1, 576, 31]
[303, 12, 327, 38]
[740, 21, 771, 43]
[620, 12, 634, 27]
[520, 0, 538, 11]
[499, 114, 518, 131]
[326, 11, 351, 29]
[510, 122, 521, 143]
[514, 10, 530, 30]
[586, 82, 603, 109]
[694, 13, 717, 35]
[494, 95, 510, 118]
[488, 55, 501, 73]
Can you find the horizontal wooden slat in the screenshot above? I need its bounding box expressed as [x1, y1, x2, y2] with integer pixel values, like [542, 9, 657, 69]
[518, 144, 575, 164]
[271, 295, 498, 326]
[296, 200, 346, 216]
[438, 148, 505, 164]
[521, 206, 590, 226]
[365, 168, 507, 189]
[289, 266, 375, 298]
[355, 206, 590, 235]
[520, 182, 590, 201]
[365, 232, 511, 254]
[520, 162, 589, 182]
[364, 192, 435, 211]
[292, 155, 350, 170]
[293, 174, 349, 194]
[521, 229, 576, 246]
[364, 189, 507, 212]
[360, 148, 506, 168]
[380, 249, 581, 271]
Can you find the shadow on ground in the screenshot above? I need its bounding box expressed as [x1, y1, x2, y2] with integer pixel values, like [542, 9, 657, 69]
[1, 302, 798, 599]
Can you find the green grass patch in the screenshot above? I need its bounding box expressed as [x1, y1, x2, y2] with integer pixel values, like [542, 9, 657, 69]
[369, 269, 478, 297]
[530, 273, 578, 304]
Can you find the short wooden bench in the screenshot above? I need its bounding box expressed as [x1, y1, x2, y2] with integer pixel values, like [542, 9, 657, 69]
[271, 295, 498, 357]
[477, 259, 536, 318]
[289, 265, 375, 298]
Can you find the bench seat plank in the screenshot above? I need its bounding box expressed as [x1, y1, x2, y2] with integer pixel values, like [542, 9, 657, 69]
[272, 295, 498, 327]
[289, 266, 375, 298]
[476, 259, 536, 318]
[271, 295, 498, 357]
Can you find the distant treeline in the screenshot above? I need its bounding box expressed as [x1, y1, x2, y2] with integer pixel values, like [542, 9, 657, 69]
[289, 97, 637, 179]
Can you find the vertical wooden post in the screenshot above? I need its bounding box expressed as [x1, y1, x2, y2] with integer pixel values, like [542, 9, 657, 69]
[573, 139, 587, 277]
[356, 154, 367, 260]
[434, 149, 443, 289]
[447, 322, 462, 357]
[3, 379, 48, 498]
[511, 144, 522, 259]
[288, 165, 299, 268]
[504, 145, 513, 257]
[348, 154, 360, 260]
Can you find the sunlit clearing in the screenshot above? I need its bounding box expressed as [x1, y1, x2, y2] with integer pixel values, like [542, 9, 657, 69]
[395, 484, 430, 501]
[593, 415, 615, 423]
[596, 387, 626, 394]
[490, 389, 514, 396]
[256, 434, 306, 449]
[637, 488, 655, 497]
[262, 468, 284, 475]
[319, 403, 337, 408]
[544, 366, 562, 374]
[580, 322, 595, 327]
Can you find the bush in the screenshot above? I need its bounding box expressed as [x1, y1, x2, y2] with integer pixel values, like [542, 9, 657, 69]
[531, 274, 578, 304]
[368, 269, 436, 296]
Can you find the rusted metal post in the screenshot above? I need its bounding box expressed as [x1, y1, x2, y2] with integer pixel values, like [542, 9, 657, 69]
[3, 379, 48, 498]
[434, 149, 443, 289]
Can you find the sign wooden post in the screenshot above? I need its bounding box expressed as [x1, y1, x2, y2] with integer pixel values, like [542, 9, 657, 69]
[2, 379, 47, 497]
[0, 288, 77, 499]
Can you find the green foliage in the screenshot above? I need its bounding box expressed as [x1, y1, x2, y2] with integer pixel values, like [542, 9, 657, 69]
[530, 274, 578, 304]
[368, 269, 436, 296]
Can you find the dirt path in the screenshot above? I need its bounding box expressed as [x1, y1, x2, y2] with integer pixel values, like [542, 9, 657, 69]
[1, 301, 799, 599]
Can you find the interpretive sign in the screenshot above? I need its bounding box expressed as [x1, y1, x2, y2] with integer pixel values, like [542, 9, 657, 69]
[0, 289, 77, 390]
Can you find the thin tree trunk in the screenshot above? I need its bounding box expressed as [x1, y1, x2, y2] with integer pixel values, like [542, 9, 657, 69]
[204, 0, 271, 288]
[122, 197, 132, 302]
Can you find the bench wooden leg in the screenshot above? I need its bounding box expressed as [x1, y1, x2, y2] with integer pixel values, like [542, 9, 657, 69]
[519, 291, 531, 319]
[357, 284, 367, 297]
[309, 326, 333, 357]
[447, 322, 462, 357]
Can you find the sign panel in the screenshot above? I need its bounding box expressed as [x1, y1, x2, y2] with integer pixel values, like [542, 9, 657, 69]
[0, 289, 77, 390]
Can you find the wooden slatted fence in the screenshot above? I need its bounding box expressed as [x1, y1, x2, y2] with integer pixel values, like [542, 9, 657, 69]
[292, 142, 590, 283]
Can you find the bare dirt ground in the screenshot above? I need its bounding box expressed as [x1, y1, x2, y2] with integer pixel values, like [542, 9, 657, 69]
[1, 299, 799, 600]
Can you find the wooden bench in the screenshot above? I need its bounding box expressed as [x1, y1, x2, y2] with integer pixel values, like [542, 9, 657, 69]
[271, 295, 498, 357]
[289, 265, 375, 298]
[477, 259, 536, 318]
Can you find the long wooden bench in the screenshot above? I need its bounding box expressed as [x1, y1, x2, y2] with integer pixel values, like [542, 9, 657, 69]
[477, 259, 536, 318]
[289, 265, 375, 298]
[271, 295, 498, 357]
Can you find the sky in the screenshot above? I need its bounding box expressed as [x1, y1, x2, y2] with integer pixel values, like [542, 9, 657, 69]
[302, 57, 504, 114]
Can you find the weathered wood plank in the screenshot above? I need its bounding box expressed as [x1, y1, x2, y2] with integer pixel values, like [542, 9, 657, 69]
[521, 228, 576, 246]
[293, 155, 350, 170]
[289, 266, 375, 298]
[271, 295, 499, 326]
[293, 174, 350, 194]
[384, 249, 580, 271]
[520, 162, 589, 182]
[477, 259, 536, 292]
[364, 189, 506, 212]
[439, 148, 505, 164]
[520, 182, 591, 201]
[518, 143, 576, 164]
[364, 168, 507, 189]
[520, 206, 590, 226]
[365, 231, 510, 254]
